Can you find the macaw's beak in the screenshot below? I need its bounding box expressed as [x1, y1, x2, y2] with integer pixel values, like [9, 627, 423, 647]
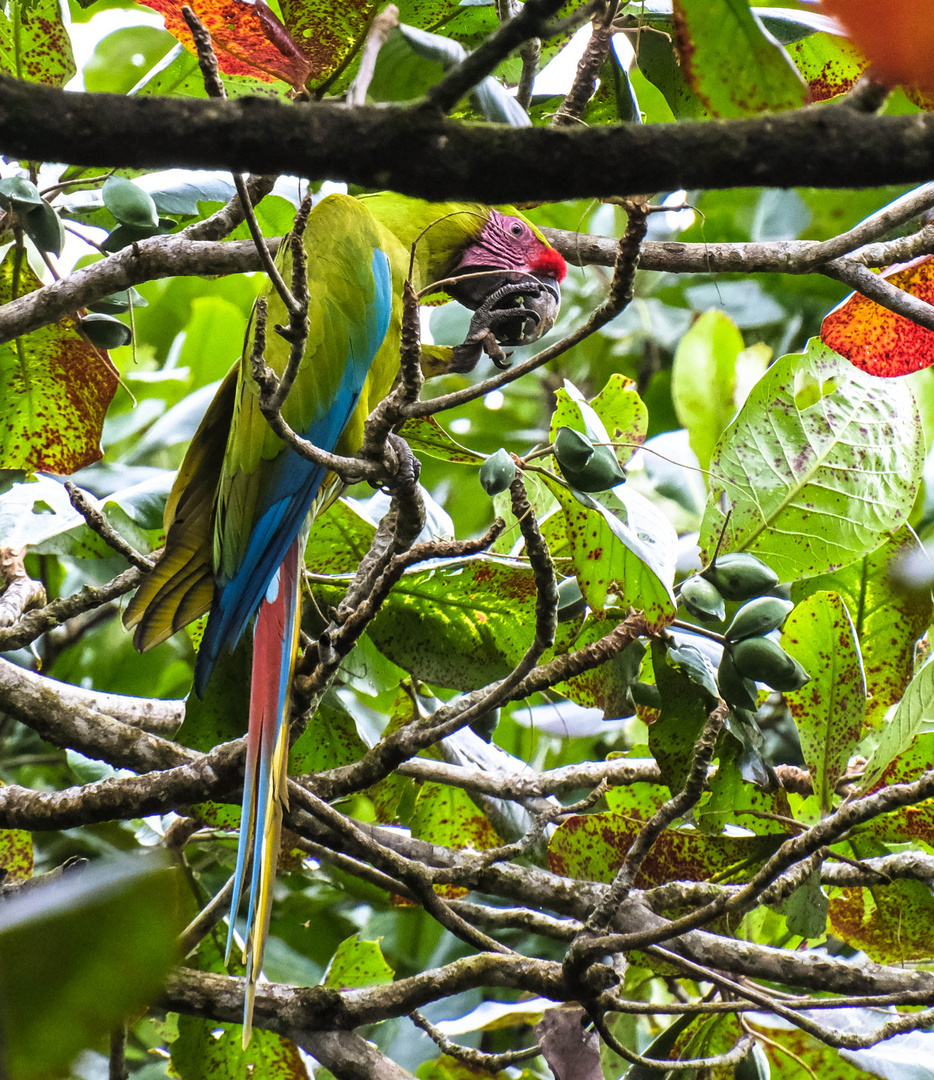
[448, 271, 561, 372]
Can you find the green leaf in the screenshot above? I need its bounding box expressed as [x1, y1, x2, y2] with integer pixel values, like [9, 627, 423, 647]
[289, 691, 368, 773]
[172, 1014, 309, 1080]
[0, 0, 75, 85]
[548, 808, 779, 885]
[781, 863, 828, 940]
[671, 309, 745, 470]
[545, 478, 677, 622]
[649, 640, 712, 791]
[84, 25, 178, 94]
[0, 247, 119, 473]
[828, 836, 934, 962]
[21, 199, 65, 256]
[398, 415, 485, 465]
[0, 807, 33, 883]
[315, 556, 539, 691]
[673, 0, 808, 116]
[410, 782, 500, 862]
[0, 857, 182, 1080]
[305, 498, 377, 576]
[782, 591, 865, 815]
[588, 373, 649, 466]
[861, 653, 934, 793]
[323, 934, 395, 990]
[792, 531, 931, 729]
[698, 339, 924, 582]
[785, 29, 866, 102]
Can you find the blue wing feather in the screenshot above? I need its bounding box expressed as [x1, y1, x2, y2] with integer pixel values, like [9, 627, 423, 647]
[194, 248, 393, 695]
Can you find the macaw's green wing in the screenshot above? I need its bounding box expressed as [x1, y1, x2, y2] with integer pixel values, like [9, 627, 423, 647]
[123, 366, 238, 651]
[195, 194, 397, 692]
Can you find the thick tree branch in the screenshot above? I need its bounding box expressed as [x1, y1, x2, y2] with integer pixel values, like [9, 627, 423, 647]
[5, 78, 934, 202]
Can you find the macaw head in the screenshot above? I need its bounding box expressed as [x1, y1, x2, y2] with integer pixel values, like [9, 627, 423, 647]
[447, 209, 567, 349]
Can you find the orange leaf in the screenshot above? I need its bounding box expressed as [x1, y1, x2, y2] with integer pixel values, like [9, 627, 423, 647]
[821, 0, 934, 94]
[820, 257, 934, 377]
[136, 0, 311, 88]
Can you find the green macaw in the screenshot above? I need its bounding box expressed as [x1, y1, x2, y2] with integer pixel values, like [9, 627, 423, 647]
[124, 191, 566, 1042]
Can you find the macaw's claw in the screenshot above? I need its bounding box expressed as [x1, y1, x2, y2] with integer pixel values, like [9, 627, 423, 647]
[449, 274, 560, 373]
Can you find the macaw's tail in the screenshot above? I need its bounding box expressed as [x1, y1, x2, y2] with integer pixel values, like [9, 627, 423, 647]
[224, 537, 302, 1047]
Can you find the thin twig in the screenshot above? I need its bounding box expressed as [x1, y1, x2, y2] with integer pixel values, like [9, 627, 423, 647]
[181, 5, 298, 317]
[64, 482, 154, 571]
[410, 1009, 541, 1069]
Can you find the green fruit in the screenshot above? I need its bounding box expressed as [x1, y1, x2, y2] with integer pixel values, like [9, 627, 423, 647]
[0, 176, 42, 211]
[702, 553, 779, 601]
[731, 636, 810, 692]
[554, 427, 625, 492]
[22, 199, 65, 256]
[556, 575, 586, 622]
[479, 448, 516, 495]
[102, 176, 159, 230]
[717, 648, 759, 712]
[725, 596, 793, 642]
[80, 313, 132, 349]
[88, 288, 148, 315]
[679, 574, 726, 622]
[101, 217, 174, 253]
[569, 446, 626, 492]
[554, 427, 594, 471]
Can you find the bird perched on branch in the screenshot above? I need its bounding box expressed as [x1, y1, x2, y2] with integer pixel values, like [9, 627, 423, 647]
[123, 191, 565, 1043]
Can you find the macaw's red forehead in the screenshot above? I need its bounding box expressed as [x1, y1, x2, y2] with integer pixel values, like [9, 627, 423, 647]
[469, 209, 567, 281]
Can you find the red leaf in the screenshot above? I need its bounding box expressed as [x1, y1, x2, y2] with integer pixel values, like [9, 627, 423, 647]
[821, 0, 934, 94]
[821, 257, 934, 377]
[136, 0, 311, 88]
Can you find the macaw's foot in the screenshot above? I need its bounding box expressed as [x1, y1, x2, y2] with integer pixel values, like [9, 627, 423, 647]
[449, 275, 560, 372]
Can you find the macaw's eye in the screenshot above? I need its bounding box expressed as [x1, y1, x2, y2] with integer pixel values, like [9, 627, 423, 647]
[509, 221, 524, 237]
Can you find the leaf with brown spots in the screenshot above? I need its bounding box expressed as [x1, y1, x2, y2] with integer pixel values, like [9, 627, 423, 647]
[861, 653, 934, 792]
[821, 256, 934, 377]
[672, 0, 808, 117]
[822, 0, 934, 94]
[863, 731, 934, 847]
[792, 530, 931, 729]
[829, 836, 934, 962]
[304, 497, 378, 575]
[547, 809, 780, 886]
[786, 29, 866, 102]
[314, 556, 539, 690]
[409, 781, 500, 897]
[288, 690, 368, 773]
[0, 0, 76, 86]
[172, 1015, 310, 1079]
[323, 933, 394, 989]
[782, 591, 866, 815]
[279, 0, 377, 90]
[699, 338, 924, 583]
[135, 0, 311, 88]
[0, 247, 118, 474]
[0, 804, 33, 884]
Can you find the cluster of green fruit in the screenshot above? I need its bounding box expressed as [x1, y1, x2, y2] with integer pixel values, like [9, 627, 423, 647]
[1, 174, 156, 352]
[680, 554, 809, 712]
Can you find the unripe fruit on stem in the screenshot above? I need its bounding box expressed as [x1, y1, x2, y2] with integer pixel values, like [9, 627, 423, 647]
[725, 596, 793, 642]
[702, 553, 779, 601]
[680, 575, 726, 622]
[732, 636, 810, 692]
